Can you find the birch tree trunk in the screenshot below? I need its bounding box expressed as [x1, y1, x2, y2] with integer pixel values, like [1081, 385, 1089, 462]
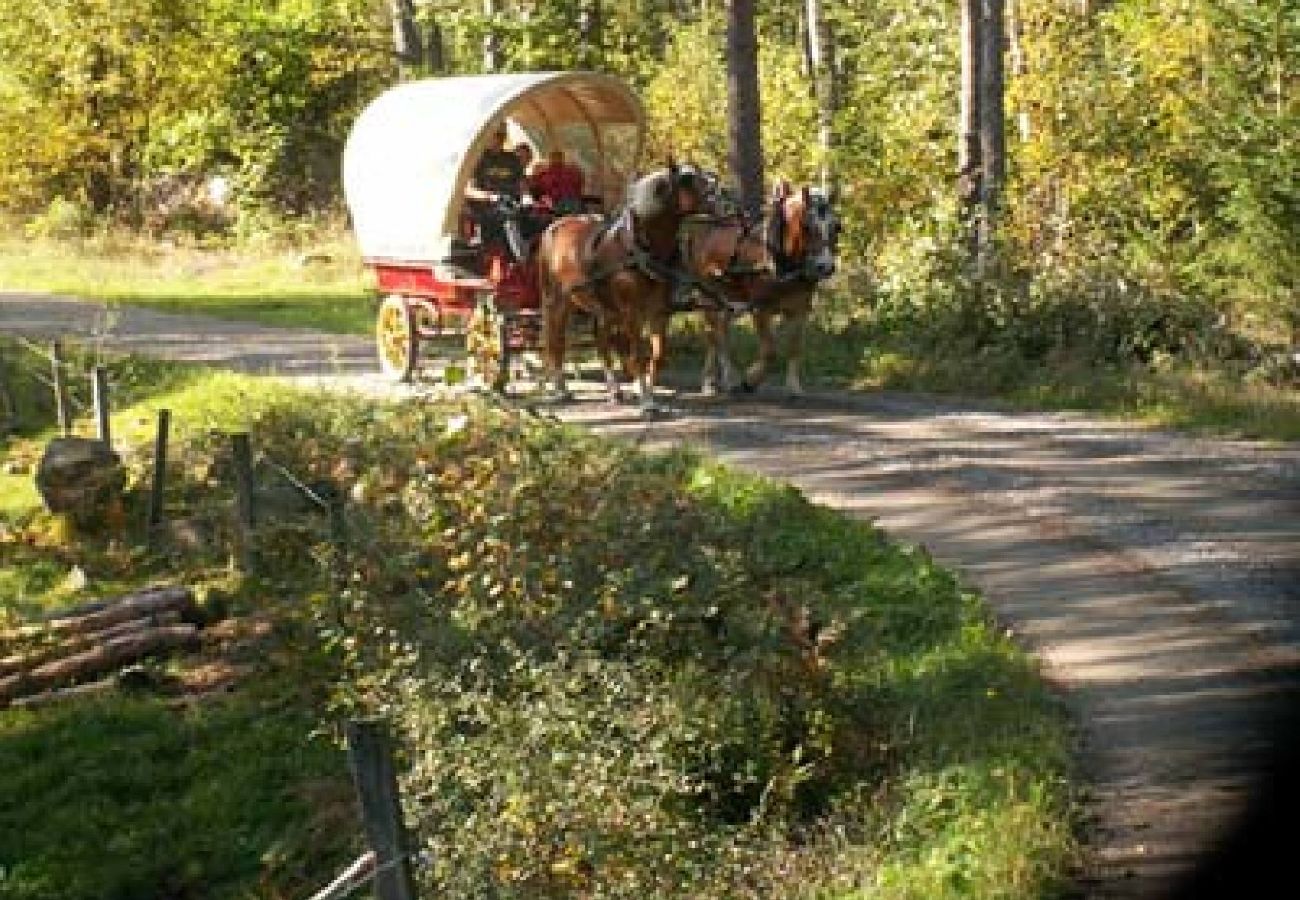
[726, 0, 764, 213]
[579, 1, 603, 69]
[483, 0, 502, 72]
[959, 0, 983, 245]
[390, 0, 423, 72]
[978, 0, 1006, 254]
[805, 0, 837, 194]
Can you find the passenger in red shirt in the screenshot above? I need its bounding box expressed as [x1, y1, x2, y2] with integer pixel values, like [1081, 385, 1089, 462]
[530, 150, 585, 214]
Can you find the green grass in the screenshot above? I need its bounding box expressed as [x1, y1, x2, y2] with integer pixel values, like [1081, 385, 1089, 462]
[0, 341, 1081, 899]
[0, 695, 353, 900]
[0, 232, 374, 335]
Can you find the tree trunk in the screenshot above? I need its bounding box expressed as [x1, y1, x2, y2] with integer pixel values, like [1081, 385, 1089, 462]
[978, 0, 1006, 251]
[427, 20, 445, 73]
[726, 0, 764, 214]
[1007, 0, 1030, 141]
[805, 0, 837, 194]
[2, 585, 195, 641]
[390, 0, 423, 71]
[579, 1, 603, 69]
[483, 0, 502, 72]
[959, 0, 983, 213]
[0, 611, 182, 678]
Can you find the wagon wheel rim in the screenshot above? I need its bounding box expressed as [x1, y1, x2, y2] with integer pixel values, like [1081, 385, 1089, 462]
[376, 296, 417, 381]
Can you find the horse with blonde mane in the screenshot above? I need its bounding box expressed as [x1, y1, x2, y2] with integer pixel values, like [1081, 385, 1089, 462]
[694, 180, 840, 397]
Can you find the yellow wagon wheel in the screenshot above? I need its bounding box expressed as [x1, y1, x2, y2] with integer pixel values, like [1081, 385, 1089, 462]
[376, 294, 418, 382]
[467, 299, 510, 392]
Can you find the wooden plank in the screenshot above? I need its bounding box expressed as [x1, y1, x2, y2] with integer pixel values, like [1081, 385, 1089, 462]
[231, 432, 255, 571]
[51, 341, 70, 436]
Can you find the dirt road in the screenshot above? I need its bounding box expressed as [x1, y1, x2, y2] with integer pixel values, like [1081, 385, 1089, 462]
[4, 291, 1298, 897]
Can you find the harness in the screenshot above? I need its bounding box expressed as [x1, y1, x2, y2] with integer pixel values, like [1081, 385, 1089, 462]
[563, 208, 694, 302]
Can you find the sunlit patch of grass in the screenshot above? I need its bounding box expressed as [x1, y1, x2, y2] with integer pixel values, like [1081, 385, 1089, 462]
[851, 339, 1300, 443]
[0, 231, 375, 335]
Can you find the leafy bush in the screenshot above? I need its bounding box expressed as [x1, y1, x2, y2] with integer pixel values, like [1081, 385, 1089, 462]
[203, 395, 1076, 898]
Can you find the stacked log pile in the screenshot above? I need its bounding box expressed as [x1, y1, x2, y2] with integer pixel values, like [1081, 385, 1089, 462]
[0, 585, 204, 708]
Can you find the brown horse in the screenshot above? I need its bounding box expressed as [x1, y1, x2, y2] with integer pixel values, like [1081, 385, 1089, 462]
[676, 213, 774, 395]
[536, 164, 706, 412]
[698, 181, 840, 397]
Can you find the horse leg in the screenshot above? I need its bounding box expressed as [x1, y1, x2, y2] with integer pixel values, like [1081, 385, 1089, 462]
[642, 305, 673, 415]
[539, 291, 572, 401]
[739, 310, 776, 394]
[700, 310, 736, 396]
[783, 309, 808, 398]
[593, 312, 624, 403]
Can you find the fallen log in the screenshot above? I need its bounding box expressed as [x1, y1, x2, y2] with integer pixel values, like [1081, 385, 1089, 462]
[10, 678, 116, 709]
[0, 611, 183, 678]
[3, 586, 195, 642]
[0, 623, 200, 705]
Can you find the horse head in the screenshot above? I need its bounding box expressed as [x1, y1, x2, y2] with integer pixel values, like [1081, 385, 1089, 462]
[766, 180, 840, 282]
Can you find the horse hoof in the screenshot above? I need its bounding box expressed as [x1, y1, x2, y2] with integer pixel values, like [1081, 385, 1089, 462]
[729, 381, 757, 397]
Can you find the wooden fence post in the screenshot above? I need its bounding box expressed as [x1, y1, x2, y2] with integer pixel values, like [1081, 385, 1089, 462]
[92, 365, 111, 447]
[231, 432, 255, 571]
[147, 409, 170, 544]
[345, 720, 418, 900]
[328, 481, 349, 584]
[51, 341, 70, 436]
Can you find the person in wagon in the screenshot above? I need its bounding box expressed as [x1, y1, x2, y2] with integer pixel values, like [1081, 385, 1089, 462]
[529, 148, 586, 214]
[464, 121, 530, 258]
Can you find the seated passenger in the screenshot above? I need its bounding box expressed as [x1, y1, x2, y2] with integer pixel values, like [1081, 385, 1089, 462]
[529, 149, 586, 214]
[464, 122, 529, 257]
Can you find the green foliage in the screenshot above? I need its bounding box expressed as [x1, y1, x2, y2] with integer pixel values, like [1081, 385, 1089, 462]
[247, 396, 1077, 898]
[0, 0, 393, 226]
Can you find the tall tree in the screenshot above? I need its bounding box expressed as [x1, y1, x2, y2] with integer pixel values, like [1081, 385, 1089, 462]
[391, 0, 423, 73]
[726, 0, 763, 212]
[805, 0, 836, 193]
[978, 0, 1006, 248]
[483, 0, 502, 71]
[959, 0, 983, 219]
[579, 1, 604, 69]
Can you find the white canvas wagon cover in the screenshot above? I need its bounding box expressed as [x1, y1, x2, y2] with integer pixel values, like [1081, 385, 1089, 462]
[343, 71, 645, 264]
